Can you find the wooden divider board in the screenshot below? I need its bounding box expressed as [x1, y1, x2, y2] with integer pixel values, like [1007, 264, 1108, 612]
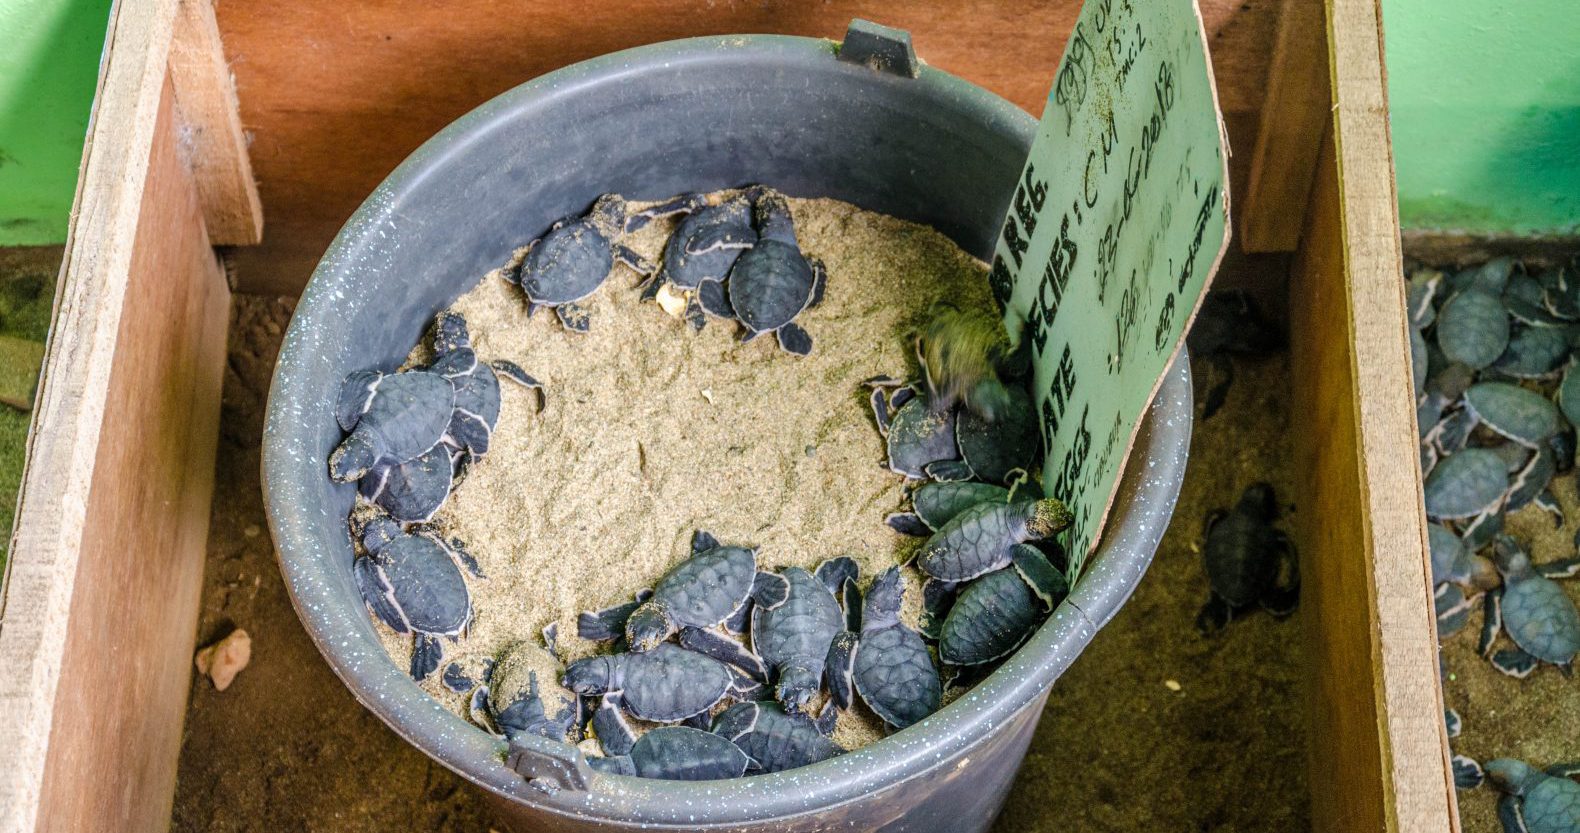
[0, 0, 232, 830]
[1287, 0, 1455, 830]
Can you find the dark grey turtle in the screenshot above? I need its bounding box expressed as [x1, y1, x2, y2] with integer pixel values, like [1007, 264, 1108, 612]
[641, 193, 756, 330]
[885, 478, 1041, 536]
[351, 513, 480, 680]
[847, 566, 941, 730]
[587, 725, 751, 781]
[724, 189, 826, 356]
[429, 311, 544, 465]
[865, 377, 962, 480]
[1486, 758, 1580, 833]
[329, 368, 455, 482]
[469, 642, 579, 744]
[506, 193, 655, 332]
[1196, 482, 1299, 634]
[1464, 382, 1562, 447]
[938, 545, 1067, 665]
[1428, 522, 1499, 591]
[915, 497, 1074, 583]
[1184, 289, 1284, 419]
[1424, 448, 1509, 521]
[1437, 289, 1511, 370]
[712, 701, 844, 774]
[358, 443, 453, 523]
[1478, 536, 1580, 678]
[1504, 272, 1569, 327]
[624, 530, 757, 652]
[749, 564, 845, 713]
[953, 384, 1042, 485]
[1446, 256, 1514, 296]
[563, 643, 737, 755]
[1493, 326, 1569, 379]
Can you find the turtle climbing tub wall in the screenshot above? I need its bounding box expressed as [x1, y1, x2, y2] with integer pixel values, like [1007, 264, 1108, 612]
[0, 1, 1452, 832]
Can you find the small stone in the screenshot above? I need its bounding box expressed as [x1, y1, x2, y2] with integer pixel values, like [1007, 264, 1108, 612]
[701, 388, 714, 404]
[243, 524, 261, 538]
[655, 282, 688, 317]
[195, 628, 252, 691]
[1164, 679, 1182, 692]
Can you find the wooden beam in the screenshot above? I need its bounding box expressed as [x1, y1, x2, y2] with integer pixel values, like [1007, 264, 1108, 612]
[169, 0, 262, 246]
[1241, 0, 1331, 252]
[0, 0, 230, 829]
[1288, 1, 1455, 832]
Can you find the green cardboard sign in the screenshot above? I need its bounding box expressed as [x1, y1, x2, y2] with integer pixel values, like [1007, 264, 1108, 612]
[989, 0, 1230, 574]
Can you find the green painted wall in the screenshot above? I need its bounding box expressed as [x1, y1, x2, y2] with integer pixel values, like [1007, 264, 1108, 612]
[0, 0, 111, 245]
[1384, 0, 1580, 236]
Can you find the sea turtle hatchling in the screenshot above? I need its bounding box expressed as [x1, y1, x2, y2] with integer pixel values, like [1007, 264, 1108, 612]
[938, 545, 1067, 666]
[1196, 482, 1299, 634]
[865, 377, 962, 480]
[915, 497, 1074, 583]
[329, 367, 455, 482]
[837, 566, 941, 730]
[712, 701, 844, 774]
[586, 725, 751, 781]
[748, 558, 855, 713]
[505, 193, 655, 332]
[358, 443, 454, 524]
[1462, 382, 1562, 449]
[640, 192, 756, 330]
[563, 643, 741, 756]
[884, 478, 1040, 537]
[1478, 536, 1580, 678]
[952, 383, 1042, 486]
[468, 641, 579, 744]
[1424, 448, 1510, 522]
[351, 512, 482, 680]
[427, 310, 543, 465]
[622, 530, 757, 652]
[1486, 758, 1580, 833]
[722, 188, 827, 356]
[1437, 289, 1510, 370]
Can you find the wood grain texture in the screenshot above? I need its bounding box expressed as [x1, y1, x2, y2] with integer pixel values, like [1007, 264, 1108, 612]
[0, 0, 231, 829]
[1241, 0, 1329, 252]
[0, 336, 45, 410]
[168, 0, 262, 245]
[213, 0, 1280, 295]
[1288, 1, 1456, 831]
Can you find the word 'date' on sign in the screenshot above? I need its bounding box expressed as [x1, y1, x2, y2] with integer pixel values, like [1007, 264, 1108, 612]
[990, 0, 1230, 575]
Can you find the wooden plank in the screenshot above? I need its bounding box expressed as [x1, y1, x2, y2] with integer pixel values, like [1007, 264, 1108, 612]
[168, 0, 262, 246]
[0, 0, 230, 828]
[1287, 1, 1456, 832]
[0, 336, 45, 411]
[212, 0, 1280, 294]
[1241, 0, 1330, 252]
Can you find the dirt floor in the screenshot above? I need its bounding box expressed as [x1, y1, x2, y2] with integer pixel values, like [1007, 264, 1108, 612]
[171, 292, 1308, 832]
[0, 246, 60, 569]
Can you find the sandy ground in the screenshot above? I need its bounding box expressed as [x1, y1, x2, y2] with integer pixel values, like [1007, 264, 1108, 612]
[172, 290, 1310, 832]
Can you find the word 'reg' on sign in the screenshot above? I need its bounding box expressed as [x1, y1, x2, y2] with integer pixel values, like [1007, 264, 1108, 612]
[989, 0, 1230, 577]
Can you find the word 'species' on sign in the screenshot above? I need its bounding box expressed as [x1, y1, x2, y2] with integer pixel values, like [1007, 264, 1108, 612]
[992, 0, 1230, 575]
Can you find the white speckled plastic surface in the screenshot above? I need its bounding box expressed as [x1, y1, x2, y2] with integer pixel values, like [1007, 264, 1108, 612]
[263, 29, 1192, 833]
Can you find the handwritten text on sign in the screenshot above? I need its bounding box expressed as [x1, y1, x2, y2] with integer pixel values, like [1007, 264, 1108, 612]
[990, 0, 1230, 574]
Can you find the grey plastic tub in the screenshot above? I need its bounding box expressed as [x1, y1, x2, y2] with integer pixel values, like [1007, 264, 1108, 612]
[263, 23, 1192, 833]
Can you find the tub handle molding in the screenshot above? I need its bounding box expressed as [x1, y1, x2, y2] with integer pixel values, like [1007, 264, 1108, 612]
[506, 738, 593, 793]
[838, 19, 919, 79]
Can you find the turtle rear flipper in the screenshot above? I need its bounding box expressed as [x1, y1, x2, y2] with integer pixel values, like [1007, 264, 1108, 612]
[1491, 647, 1541, 678]
[1537, 556, 1580, 579]
[411, 634, 444, 681]
[1198, 352, 1235, 420]
[556, 302, 591, 333]
[1452, 755, 1485, 790]
[885, 512, 930, 536]
[777, 322, 813, 356]
[678, 626, 767, 683]
[1195, 593, 1233, 635]
[825, 631, 858, 711]
[335, 369, 383, 431]
[683, 295, 707, 332]
[592, 693, 637, 756]
[354, 557, 408, 634]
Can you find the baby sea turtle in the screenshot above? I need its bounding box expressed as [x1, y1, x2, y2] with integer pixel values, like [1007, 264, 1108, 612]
[866, 378, 962, 480]
[912, 302, 1028, 421]
[749, 560, 851, 713]
[642, 193, 756, 330]
[885, 478, 1040, 536]
[1478, 536, 1580, 678]
[1429, 522, 1499, 591]
[723, 188, 826, 356]
[623, 530, 757, 652]
[938, 545, 1067, 665]
[1486, 758, 1580, 833]
[563, 643, 738, 756]
[586, 725, 751, 781]
[1424, 448, 1510, 522]
[843, 566, 941, 730]
[952, 384, 1042, 485]
[1196, 482, 1299, 634]
[506, 193, 655, 332]
[469, 642, 579, 744]
[358, 443, 454, 523]
[1184, 289, 1283, 419]
[712, 701, 844, 774]
[429, 311, 543, 465]
[1437, 289, 1509, 370]
[330, 367, 455, 482]
[351, 513, 481, 680]
[916, 497, 1074, 583]
[1463, 382, 1562, 448]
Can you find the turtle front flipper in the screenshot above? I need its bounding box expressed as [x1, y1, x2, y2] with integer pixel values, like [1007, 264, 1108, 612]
[825, 631, 858, 711]
[1195, 593, 1233, 635]
[750, 570, 791, 608]
[411, 634, 444, 681]
[556, 302, 592, 333]
[697, 279, 735, 320]
[1436, 584, 1477, 638]
[1480, 589, 1505, 657]
[813, 556, 860, 598]
[1453, 755, 1485, 790]
[1198, 352, 1235, 420]
[335, 369, 383, 431]
[625, 193, 706, 233]
[329, 431, 382, 482]
[491, 360, 546, 411]
[924, 460, 974, 482]
[1010, 544, 1068, 610]
[638, 270, 668, 301]
[592, 693, 637, 756]
[919, 578, 958, 641]
[1537, 557, 1580, 579]
[1491, 647, 1541, 678]
[1496, 794, 1528, 833]
[683, 294, 707, 332]
[776, 322, 813, 356]
[678, 626, 767, 683]
[578, 597, 646, 641]
[722, 598, 752, 635]
[354, 556, 408, 633]
[885, 512, 931, 536]
[614, 244, 656, 276]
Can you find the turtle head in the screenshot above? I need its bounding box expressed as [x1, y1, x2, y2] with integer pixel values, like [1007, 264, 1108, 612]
[775, 662, 820, 713]
[433, 311, 472, 356]
[751, 188, 798, 246]
[1485, 758, 1536, 795]
[1466, 553, 1502, 592]
[351, 512, 401, 555]
[1238, 482, 1279, 521]
[590, 193, 628, 237]
[623, 601, 676, 652]
[1492, 535, 1535, 578]
[328, 432, 379, 482]
[914, 303, 1015, 420]
[862, 566, 905, 629]
[562, 655, 617, 695]
[1024, 498, 1075, 540]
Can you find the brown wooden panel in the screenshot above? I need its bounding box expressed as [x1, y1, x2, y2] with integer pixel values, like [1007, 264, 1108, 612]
[215, 0, 1280, 294]
[1241, 0, 1329, 252]
[1287, 1, 1454, 831]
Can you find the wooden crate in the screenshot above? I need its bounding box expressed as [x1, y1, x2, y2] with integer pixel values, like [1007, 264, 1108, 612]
[0, 0, 1451, 830]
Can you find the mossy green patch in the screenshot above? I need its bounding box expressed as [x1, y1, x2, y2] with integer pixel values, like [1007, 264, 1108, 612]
[0, 247, 59, 570]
